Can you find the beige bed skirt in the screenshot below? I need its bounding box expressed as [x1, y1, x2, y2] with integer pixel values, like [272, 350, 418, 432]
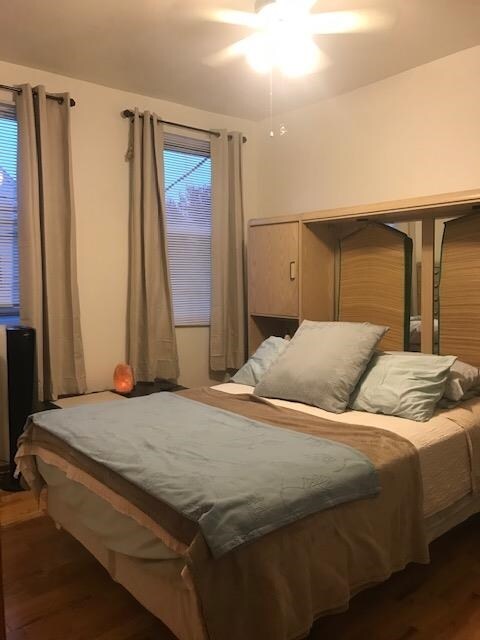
[47, 490, 208, 640]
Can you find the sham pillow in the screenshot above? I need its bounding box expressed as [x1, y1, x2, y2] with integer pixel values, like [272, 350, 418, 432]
[384, 351, 480, 403]
[350, 352, 457, 421]
[232, 336, 289, 386]
[254, 320, 388, 414]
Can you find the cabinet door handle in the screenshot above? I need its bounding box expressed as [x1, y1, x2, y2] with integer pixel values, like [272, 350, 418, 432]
[289, 261, 296, 281]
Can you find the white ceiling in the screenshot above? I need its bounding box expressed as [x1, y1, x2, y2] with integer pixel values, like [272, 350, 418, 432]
[0, 0, 479, 120]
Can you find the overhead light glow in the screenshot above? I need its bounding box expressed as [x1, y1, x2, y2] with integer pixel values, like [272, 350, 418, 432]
[277, 37, 321, 78]
[246, 0, 324, 77]
[245, 33, 275, 74]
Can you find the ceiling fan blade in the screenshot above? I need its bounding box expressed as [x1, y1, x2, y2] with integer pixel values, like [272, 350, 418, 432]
[310, 9, 395, 35]
[203, 36, 256, 68]
[206, 9, 261, 29]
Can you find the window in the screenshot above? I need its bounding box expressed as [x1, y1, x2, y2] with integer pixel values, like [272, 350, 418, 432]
[0, 103, 19, 318]
[164, 133, 212, 326]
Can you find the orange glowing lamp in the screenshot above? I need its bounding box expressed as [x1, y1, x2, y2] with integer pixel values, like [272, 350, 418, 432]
[114, 364, 135, 394]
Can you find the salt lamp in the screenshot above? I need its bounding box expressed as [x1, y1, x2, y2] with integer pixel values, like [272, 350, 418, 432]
[114, 363, 134, 393]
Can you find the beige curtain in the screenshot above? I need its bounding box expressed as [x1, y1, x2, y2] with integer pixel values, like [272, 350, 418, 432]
[210, 131, 246, 371]
[126, 110, 179, 382]
[15, 85, 86, 401]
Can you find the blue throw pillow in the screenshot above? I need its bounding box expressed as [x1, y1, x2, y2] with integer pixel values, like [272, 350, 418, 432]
[232, 337, 289, 386]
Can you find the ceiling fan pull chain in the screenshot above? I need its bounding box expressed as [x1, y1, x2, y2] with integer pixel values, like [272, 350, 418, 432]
[268, 72, 287, 138]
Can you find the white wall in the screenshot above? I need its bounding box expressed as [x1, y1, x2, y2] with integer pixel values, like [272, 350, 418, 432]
[0, 60, 260, 391]
[3, 45, 479, 390]
[259, 45, 480, 217]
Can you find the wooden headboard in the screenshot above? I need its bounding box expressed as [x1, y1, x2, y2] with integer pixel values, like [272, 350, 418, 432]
[439, 213, 480, 366]
[337, 223, 412, 351]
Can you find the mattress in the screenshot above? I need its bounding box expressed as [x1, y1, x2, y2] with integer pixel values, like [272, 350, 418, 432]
[34, 383, 477, 562]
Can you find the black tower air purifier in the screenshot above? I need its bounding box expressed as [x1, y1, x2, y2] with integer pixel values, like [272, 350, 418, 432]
[0, 325, 35, 491]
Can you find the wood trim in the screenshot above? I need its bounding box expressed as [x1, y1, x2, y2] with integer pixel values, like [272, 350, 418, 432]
[421, 218, 435, 354]
[250, 313, 299, 320]
[302, 189, 480, 224]
[250, 189, 480, 228]
[249, 214, 300, 227]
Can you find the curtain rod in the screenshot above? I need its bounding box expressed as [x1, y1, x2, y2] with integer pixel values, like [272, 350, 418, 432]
[0, 83, 76, 107]
[121, 109, 247, 143]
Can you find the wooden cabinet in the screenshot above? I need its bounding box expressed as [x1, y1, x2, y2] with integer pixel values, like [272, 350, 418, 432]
[248, 219, 336, 353]
[248, 222, 299, 318]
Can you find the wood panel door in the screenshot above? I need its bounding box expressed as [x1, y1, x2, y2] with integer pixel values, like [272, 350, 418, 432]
[439, 213, 480, 365]
[338, 223, 412, 351]
[248, 222, 299, 318]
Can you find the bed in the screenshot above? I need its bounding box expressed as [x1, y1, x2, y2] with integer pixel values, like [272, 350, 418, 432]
[16, 211, 480, 640]
[16, 381, 480, 640]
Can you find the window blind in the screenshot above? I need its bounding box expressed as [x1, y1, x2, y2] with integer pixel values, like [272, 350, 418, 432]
[164, 133, 211, 326]
[0, 103, 19, 315]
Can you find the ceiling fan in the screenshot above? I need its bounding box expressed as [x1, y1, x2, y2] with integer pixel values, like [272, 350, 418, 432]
[205, 0, 395, 78]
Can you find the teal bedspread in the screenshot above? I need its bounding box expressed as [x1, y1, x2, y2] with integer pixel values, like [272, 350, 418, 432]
[30, 393, 380, 557]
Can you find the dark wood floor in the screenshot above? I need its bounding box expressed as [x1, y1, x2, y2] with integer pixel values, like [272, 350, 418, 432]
[3, 508, 480, 639]
[2, 517, 173, 640]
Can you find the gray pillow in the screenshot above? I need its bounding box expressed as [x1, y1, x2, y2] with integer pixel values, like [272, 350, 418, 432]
[254, 321, 388, 414]
[444, 359, 480, 402]
[350, 352, 457, 421]
[232, 337, 289, 386]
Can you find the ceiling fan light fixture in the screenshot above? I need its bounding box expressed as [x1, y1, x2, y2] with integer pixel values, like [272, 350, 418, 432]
[206, 1, 393, 78]
[244, 0, 322, 77]
[278, 37, 321, 77]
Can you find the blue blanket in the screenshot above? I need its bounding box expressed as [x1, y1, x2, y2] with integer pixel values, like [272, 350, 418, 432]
[31, 393, 380, 557]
